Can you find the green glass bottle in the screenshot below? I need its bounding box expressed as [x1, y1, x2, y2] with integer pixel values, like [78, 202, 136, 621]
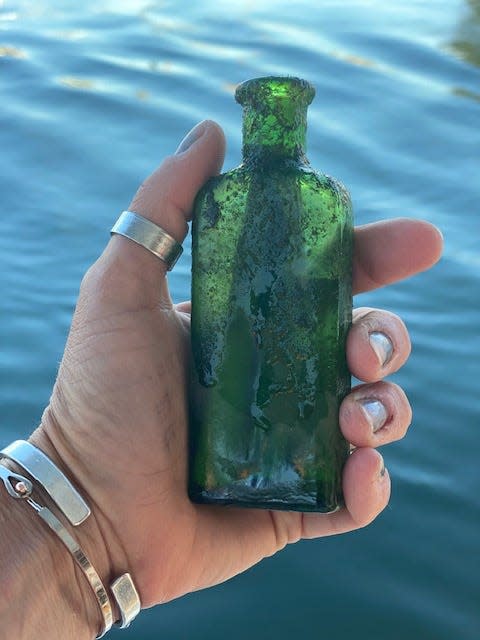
[189, 76, 353, 512]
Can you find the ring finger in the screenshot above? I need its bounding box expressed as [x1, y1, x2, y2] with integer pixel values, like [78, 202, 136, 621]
[340, 380, 412, 448]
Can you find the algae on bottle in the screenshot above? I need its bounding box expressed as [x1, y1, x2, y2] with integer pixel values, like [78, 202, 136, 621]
[189, 76, 353, 512]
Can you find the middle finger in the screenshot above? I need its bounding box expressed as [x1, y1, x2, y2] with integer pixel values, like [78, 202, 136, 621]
[347, 307, 411, 382]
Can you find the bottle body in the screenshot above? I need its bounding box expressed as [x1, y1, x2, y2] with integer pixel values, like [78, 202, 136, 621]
[189, 78, 353, 512]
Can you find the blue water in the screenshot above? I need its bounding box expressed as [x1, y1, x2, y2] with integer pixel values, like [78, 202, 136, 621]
[1, 1, 479, 638]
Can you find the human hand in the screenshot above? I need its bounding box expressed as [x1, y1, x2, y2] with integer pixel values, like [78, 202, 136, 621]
[31, 120, 443, 627]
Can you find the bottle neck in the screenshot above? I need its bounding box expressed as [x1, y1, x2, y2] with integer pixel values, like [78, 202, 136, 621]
[241, 103, 308, 163]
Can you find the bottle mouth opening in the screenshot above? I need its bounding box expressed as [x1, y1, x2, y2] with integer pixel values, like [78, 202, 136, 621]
[235, 76, 315, 108]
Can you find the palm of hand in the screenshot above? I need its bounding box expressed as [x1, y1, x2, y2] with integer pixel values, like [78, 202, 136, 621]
[41, 255, 287, 607]
[44, 268, 204, 604]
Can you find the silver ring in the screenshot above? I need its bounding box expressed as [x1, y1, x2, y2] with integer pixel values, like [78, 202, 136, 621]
[111, 211, 183, 271]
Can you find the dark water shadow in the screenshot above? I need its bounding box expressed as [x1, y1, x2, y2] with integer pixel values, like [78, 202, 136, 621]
[450, 0, 480, 68]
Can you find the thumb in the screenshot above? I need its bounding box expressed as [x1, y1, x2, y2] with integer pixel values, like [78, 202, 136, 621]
[96, 120, 225, 308]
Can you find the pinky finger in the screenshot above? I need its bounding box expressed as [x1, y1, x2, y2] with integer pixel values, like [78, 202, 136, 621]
[301, 448, 390, 539]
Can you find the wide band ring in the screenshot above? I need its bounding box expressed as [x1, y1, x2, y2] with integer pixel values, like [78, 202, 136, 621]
[111, 211, 183, 271]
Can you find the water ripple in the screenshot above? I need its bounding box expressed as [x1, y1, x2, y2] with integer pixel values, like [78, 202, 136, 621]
[1, 2, 479, 639]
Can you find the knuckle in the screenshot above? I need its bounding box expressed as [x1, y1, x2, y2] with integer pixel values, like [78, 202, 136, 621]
[78, 256, 126, 309]
[268, 511, 302, 552]
[79, 261, 101, 296]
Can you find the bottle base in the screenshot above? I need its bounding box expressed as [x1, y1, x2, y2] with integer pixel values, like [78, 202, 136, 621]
[189, 489, 343, 514]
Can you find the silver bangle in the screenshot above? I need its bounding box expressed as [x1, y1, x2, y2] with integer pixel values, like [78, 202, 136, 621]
[1, 440, 90, 526]
[111, 573, 141, 628]
[0, 442, 142, 634]
[0, 466, 112, 638]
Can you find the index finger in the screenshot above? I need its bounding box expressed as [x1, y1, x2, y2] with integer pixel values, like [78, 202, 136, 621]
[353, 218, 443, 295]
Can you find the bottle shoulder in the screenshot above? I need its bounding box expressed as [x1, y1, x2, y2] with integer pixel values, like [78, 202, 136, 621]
[212, 163, 351, 203]
[198, 165, 250, 192]
[193, 166, 251, 230]
[299, 169, 352, 210]
[194, 162, 353, 228]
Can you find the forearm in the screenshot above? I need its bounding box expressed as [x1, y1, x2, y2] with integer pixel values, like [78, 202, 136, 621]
[0, 470, 101, 639]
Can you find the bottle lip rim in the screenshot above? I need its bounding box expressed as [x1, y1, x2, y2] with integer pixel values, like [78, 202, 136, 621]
[235, 76, 315, 106]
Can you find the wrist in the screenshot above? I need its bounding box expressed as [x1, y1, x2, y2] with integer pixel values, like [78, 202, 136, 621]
[27, 423, 126, 633]
[1, 410, 137, 637]
[0, 473, 100, 639]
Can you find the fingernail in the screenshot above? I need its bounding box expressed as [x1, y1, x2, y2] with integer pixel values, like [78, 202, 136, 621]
[369, 331, 394, 367]
[360, 398, 388, 432]
[175, 120, 208, 154]
[379, 460, 387, 478]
